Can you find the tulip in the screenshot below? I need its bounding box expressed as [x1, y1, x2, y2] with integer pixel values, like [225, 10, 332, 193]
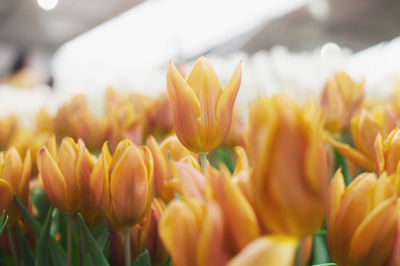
[146, 93, 173, 136]
[0, 115, 19, 149]
[166, 56, 242, 153]
[159, 199, 230, 266]
[146, 135, 193, 202]
[102, 140, 153, 228]
[374, 128, 400, 176]
[207, 166, 259, 253]
[328, 106, 397, 172]
[320, 71, 364, 132]
[37, 137, 98, 216]
[327, 170, 398, 266]
[227, 235, 298, 266]
[0, 148, 31, 224]
[248, 95, 328, 237]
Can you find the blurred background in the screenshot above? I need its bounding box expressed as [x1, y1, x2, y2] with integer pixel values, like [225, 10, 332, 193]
[1, 0, 400, 116]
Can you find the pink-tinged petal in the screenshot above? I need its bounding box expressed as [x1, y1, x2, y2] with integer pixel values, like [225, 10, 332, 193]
[349, 199, 398, 266]
[2, 148, 22, 192]
[227, 235, 298, 266]
[110, 145, 149, 227]
[167, 61, 203, 152]
[167, 162, 205, 200]
[385, 215, 400, 266]
[37, 147, 68, 211]
[197, 201, 230, 266]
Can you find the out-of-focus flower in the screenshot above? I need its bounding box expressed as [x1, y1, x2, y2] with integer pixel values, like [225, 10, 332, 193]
[321, 71, 364, 132]
[109, 198, 168, 266]
[37, 137, 97, 216]
[207, 166, 259, 253]
[159, 199, 230, 266]
[224, 108, 246, 147]
[227, 235, 298, 266]
[329, 106, 397, 172]
[146, 136, 193, 202]
[248, 95, 328, 237]
[0, 148, 31, 224]
[327, 170, 398, 266]
[35, 108, 54, 133]
[374, 128, 400, 176]
[167, 56, 242, 153]
[0, 115, 19, 149]
[146, 93, 173, 137]
[102, 140, 153, 228]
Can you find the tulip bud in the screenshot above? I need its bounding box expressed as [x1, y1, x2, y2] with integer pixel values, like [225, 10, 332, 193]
[167, 56, 242, 153]
[321, 71, 364, 132]
[159, 199, 230, 266]
[0, 148, 31, 224]
[102, 140, 153, 228]
[248, 95, 328, 237]
[374, 128, 400, 176]
[328, 170, 398, 266]
[227, 235, 298, 266]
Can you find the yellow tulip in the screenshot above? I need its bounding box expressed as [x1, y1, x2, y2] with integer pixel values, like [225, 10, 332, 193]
[374, 128, 400, 176]
[248, 95, 328, 237]
[37, 137, 97, 216]
[146, 135, 193, 202]
[327, 170, 398, 266]
[227, 235, 298, 266]
[320, 71, 364, 132]
[159, 199, 230, 266]
[0, 148, 31, 224]
[102, 140, 153, 228]
[166, 56, 242, 153]
[0, 115, 19, 149]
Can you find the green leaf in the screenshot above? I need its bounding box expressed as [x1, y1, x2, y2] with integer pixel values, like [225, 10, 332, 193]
[14, 193, 42, 235]
[0, 210, 9, 235]
[334, 150, 351, 186]
[77, 213, 110, 266]
[310, 234, 332, 265]
[35, 206, 54, 266]
[31, 188, 51, 224]
[132, 249, 151, 266]
[161, 257, 172, 266]
[92, 221, 110, 251]
[311, 264, 337, 266]
[16, 225, 35, 266]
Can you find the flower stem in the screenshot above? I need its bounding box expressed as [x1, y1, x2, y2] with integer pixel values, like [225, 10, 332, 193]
[124, 227, 131, 266]
[7, 226, 18, 266]
[67, 214, 73, 266]
[199, 152, 208, 174]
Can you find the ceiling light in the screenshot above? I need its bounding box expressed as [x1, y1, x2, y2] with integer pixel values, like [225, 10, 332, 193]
[37, 0, 59, 11]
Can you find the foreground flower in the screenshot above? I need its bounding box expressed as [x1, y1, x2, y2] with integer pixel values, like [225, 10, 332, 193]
[248, 95, 328, 237]
[37, 137, 97, 215]
[0, 148, 31, 224]
[166, 56, 242, 153]
[374, 128, 400, 175]
[328, 170, 398, 266]
[320, 71, 364, 132]
[102, 140, 153, 228]
[227, 235, 298, 266]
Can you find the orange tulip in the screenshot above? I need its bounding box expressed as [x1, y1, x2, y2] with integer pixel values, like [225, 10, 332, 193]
[0, 115, 19, 149]
[166, 56, 242, 153]
[227, 235, 298, 266]
[102, 140, 153, 228]
[37, 137, 98, 216]
[159, 199, 230, 266]
[374, 128, 400, 176]
[146, 135, 193, 202]
[0, 148, 31, 224]
[248, 95, 328, 237]
[327, 170, 398, 266]
[320, 71, 364, 132]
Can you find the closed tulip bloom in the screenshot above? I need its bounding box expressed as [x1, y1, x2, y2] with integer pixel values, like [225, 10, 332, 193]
[321, 71, 364, 132]
[227, 235, 298, 266]
[0, 148, 31, 224]
[102, 140, 153, 228]
[146, 136, 193, 202]
[375, 128, 400, 176]
[159, 199, 229, 266]
[248, 95, 328, 237]
[328, 170, 398, 266]
[37, 137, 96, 214]
[167, 56, 242, 153]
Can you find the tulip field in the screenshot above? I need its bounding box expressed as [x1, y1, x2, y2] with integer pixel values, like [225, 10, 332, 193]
[0, 56, 399, 266]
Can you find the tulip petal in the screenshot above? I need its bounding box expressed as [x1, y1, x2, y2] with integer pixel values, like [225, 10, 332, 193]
[227, 235, 298, 266]
[167, 162, 205, 200]
[37, 147, 68, 210]
[2, 148, 22, 192]
[0, 179, 13, 213]
[233, 146, 249, 175]
[328, 169, 346, 227]
[349, 198, 398, 266]
[18, 151, 32, 205]
[167, 61, 202, 152]
[110, 145, 149, 227]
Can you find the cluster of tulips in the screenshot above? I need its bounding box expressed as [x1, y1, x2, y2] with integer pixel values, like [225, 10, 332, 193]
[0, 55, 400, 266]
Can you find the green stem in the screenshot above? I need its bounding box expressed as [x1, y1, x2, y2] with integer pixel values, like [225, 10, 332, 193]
[199, 152, 208, 174]
[124, 227, 131, 266]
[67, 214, 73, 266]
[7, 227, 18, 266]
